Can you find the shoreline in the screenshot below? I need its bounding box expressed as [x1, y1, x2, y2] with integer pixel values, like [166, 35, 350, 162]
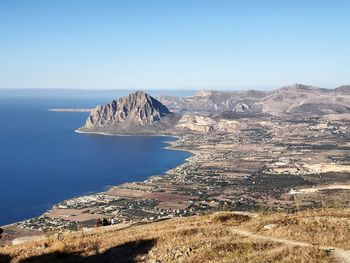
[77, 130, 195, 191]
[3, 131, 193, 229]
[76, 129, 194, 154]
[6, 112, 350, 243]
[48, 108, 92, 112]
[75, 129, 177, 137]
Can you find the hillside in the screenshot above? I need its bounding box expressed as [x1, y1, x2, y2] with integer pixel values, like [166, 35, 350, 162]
[257, 84, 350, 115]
[1, 209, 350, 262]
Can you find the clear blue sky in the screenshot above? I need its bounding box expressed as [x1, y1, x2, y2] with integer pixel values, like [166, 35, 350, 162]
[0, 0, 349, 90]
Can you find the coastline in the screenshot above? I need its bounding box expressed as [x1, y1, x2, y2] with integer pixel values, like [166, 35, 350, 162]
[74, 129, 178, 137]
[76, 129, 194, 154]
[3, 131, 194, 229]
[48, 108, 92, 112]
[7, 112, 350, 244]
[76, 128, 193, 154]
[74, 129, 197, 177]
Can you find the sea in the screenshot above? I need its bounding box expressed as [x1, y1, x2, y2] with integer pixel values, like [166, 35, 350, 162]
[0, 89, 193, 226]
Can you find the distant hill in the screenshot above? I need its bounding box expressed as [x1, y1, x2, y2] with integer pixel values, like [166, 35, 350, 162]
[78, 91, 179, 135]
[157, 84, 350, 116]
[335, 85, 350, 94]
[257, 84, 350, 115]
[157, 90, 266, 114]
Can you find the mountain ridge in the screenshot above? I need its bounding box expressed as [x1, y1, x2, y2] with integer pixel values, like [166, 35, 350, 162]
[157, 84, 350, 116]
[78, 84, 350, 135]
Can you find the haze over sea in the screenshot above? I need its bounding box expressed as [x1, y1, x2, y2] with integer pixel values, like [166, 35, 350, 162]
[0, 89, 193, 226]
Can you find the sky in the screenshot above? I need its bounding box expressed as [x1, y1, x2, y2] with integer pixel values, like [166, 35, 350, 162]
[0, 0, 349, 90]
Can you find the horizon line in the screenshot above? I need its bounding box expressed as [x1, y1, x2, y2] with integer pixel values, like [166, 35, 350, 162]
[0, 83, 349, 92]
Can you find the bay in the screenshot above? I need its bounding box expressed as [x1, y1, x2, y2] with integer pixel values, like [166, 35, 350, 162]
[0, 90, 192, 226]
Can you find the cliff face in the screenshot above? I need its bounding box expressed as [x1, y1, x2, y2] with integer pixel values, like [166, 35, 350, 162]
[79, 91, 177, 134]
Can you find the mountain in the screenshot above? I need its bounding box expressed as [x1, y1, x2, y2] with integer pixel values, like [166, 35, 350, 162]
[78, 91, 178, 135]
[78, 84, 350, 135]
[157, 90, 266, 114]
[157, 84, 350, 116]
[257, 84, 350, 115]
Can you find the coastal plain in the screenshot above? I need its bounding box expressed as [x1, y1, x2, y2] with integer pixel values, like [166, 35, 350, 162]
[2, 85, 350, 247]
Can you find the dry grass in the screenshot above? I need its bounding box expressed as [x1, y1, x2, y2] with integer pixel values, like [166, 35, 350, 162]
[240, 208, 350, 250]
[0, 210, 341, 263]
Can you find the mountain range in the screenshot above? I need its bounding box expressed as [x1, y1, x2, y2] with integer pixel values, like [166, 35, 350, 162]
[78, 84, 350, 135]
[157, 84, 350, 115]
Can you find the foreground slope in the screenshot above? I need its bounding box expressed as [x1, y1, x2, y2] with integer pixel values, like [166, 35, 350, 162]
[2, 209, 350, 262]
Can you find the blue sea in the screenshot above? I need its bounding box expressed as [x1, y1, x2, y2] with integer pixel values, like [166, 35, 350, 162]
[0, 89, 193, 226]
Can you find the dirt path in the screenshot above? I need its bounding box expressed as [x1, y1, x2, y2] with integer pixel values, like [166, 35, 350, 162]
[80, 218, 350, 262]
[230, 228, 350, 263]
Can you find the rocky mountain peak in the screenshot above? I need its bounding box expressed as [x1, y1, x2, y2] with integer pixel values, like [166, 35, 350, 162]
[81, 91, 173, 131]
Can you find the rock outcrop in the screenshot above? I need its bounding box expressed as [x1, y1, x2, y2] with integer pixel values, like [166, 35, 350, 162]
[233, 102, 250, 113]
[78, 91, 178, 135]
